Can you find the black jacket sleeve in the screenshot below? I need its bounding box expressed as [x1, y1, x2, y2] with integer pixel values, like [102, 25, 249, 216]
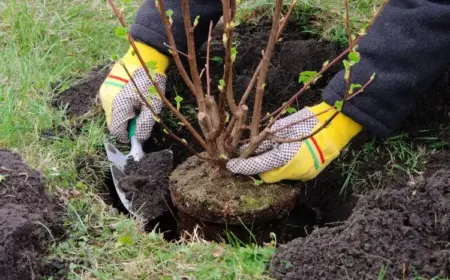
[130, 0, 222, 55]
[322, 0, 450, 137]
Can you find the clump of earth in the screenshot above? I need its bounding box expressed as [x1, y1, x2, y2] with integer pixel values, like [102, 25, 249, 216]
[271, 151, 450, 279]
[119, 150, 173, 221]
[0, 149, 65, 279]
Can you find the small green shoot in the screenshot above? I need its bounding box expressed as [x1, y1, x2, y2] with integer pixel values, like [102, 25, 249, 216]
[349, 83, 362, 94]
[165, 9, 174, 25]
[211, 56, 223, 64]
[194, 15, 200, 28]
[0, 174, 7, 183]
[335, 100, 343, 111]
[218, 79, 226, 91]
[174, 95, 184, 111]
[114, 26, 127, 39]
[298, 71, 319, 85]
[231, 47, 238, 62]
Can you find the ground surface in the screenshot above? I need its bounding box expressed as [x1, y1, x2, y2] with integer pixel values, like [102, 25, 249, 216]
[1, 0, 449, 279]
[0, 150, 64, 279]
[272, 151, 450, 279]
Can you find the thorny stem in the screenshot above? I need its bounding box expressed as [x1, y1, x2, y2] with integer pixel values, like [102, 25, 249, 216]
[154, 0, 196, 94]
[261, 0, 388, 125]
[242, 0, 387, 157]
[343, 0, 354, 104]
[270, 77, 373, 135]
[220, 0, 238, 115]
[121, 64, 216, 162]
[206, 21, 214, 97]
[107, 0, 211, 155]
[238, 76, 372, 145]
[238, 0, 298, 108]
[163, 43, 189, 58]
[250, 0, 283, 138]
[181, 0, 206, 112]
[227, 0, 297, 135]
[269, 111, 339, 143]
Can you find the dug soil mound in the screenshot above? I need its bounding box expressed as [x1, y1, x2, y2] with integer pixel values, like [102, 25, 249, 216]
[52, 66, 109, 117]
[271, 151, 450, 280]
[0, 150, 65, 280]
[118, 150, 176, 234]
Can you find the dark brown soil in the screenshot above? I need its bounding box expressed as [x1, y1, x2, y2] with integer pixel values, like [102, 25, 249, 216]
[271, 151, 450, 280]
[52, 66, 109, 117]
[170, 155, 298, 243]
[118, 150, 176, 233]
[0, 149, 65, 280]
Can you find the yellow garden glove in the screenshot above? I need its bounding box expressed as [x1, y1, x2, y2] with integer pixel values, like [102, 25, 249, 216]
[226, 102, 362, 183]
[99, 42, 169, 143]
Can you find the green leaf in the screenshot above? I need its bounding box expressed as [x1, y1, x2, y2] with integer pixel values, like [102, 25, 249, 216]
[350, 84, 362, 94]
[335, 100, 344, 111]
[114, 26, 128, 38]
[231, 47, 238, 62]
[298, 71, 319, 85]
[0, 175, 7, 183]
[118, 235, 134, 246]
[286, 106, 297, 114]
[163, 129, 169, 135]
[194, 15, 200, 27]
[211, 56, 223, 64]
[343, 60, 351, 80]
[343, 60, 350, 71]
[218, 79, 226, 91]
[146, 61, 158, 71]
[165, 9, 173, 18]
[174, 95, 184, 110]
[165, 9, 174, 24]
[121, 0, 133, 3]
[348, 51, 360, 65]
[255, 179, 264, 186]
[148, 85, 157, 97]
[111, 54, 119, 61]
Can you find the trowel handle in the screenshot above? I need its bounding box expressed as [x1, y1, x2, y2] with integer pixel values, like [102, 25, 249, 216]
[128, 116, 144, 161]
[128, 116, 137, 140]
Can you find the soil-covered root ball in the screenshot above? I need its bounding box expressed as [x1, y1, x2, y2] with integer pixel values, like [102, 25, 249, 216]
[169, 155, 299, 243]
[271, 151, 450, 279]
[0, 149, 64, 280]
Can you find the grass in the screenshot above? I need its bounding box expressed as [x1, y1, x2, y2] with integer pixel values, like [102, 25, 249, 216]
[239, 0, 384, 45]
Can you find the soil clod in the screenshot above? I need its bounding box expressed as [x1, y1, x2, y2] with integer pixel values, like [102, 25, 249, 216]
[119, 150, 174, 223]
[0, 149, 65, 280]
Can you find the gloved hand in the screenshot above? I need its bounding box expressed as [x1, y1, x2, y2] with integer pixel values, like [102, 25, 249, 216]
[227, 102, 362, 183]
[99, 42, 169, 143]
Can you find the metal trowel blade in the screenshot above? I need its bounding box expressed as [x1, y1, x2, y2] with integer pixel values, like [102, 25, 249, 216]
[104, 142, 128, 170]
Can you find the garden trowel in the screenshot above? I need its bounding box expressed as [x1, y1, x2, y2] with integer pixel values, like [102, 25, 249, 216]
[104, 117, 144, 219]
